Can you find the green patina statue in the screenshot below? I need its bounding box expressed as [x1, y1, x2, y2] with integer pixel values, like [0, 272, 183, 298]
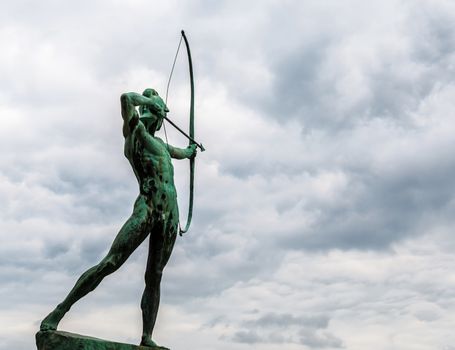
[39, 88, 197, 348]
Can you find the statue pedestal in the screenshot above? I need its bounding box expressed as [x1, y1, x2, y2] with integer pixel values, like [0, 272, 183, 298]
[36, 330, 169, 350]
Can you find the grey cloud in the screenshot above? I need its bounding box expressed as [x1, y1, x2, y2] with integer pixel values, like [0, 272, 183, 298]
[408, 2, 455, 63]
[262, 40, 335, 127]
[230, 312, 340, 347]
[228, 1, 455, 132]
[43, 241, 71, 259]
[231, 330, 262, 344]
[285, 142, 455, 250]
[299, 328, 344, 349]
[243, 312, 329, 329]
[163, 234, 284, 302]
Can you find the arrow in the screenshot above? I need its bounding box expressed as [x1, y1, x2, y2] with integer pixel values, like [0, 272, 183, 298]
[162, 115, 205, 152]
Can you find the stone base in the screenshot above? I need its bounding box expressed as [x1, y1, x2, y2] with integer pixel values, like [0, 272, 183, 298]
[36, 330, 169, 350]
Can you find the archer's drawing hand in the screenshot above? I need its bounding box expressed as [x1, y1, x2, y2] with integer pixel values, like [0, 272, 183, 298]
[157, 103, 169, 118]
[186, 144, 197, 159]
[146, 97, 169, 117]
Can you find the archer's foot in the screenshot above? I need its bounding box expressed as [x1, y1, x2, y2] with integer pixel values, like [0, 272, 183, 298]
[40, 305, 66, 331]
[140, 336, 169, 350]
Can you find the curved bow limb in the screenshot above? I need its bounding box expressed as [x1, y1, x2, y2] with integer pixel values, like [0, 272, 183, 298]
[179, 30, 196, 236]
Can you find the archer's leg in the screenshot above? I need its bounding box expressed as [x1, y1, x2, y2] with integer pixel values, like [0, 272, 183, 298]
[140, 221, 177, 347]
[40, 196, 150, 331]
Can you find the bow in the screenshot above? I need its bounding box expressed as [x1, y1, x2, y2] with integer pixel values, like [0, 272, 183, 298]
[179, 30, 195, 235]
[164, 30, 203, 235]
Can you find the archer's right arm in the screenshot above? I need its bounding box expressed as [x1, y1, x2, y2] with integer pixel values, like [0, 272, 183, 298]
[120, 92, 165, 137]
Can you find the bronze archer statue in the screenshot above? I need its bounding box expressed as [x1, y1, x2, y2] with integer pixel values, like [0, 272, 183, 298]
[40, 88, 197, 348]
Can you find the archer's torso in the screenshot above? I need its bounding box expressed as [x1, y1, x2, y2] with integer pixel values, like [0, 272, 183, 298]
[124, 128, 178, 222]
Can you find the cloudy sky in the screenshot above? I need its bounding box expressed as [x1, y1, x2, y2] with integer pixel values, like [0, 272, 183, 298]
[1, 1, 455, 349]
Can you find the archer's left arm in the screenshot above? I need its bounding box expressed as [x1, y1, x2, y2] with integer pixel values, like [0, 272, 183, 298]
[168, 144, 197, 160]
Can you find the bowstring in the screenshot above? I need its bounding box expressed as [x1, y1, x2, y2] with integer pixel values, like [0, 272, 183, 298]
[163, 35, 183, 149]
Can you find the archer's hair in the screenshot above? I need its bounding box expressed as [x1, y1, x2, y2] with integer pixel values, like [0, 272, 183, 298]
[142, 88, 159, 98]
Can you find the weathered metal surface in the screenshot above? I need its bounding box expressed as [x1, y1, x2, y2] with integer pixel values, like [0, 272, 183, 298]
[36, 331, 169, 350]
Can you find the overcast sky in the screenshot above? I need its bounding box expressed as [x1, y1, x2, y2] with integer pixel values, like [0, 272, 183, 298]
[1, 1, 455, 349]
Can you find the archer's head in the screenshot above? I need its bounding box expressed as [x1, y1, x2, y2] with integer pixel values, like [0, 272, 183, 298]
[139, 88, 168, 134]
